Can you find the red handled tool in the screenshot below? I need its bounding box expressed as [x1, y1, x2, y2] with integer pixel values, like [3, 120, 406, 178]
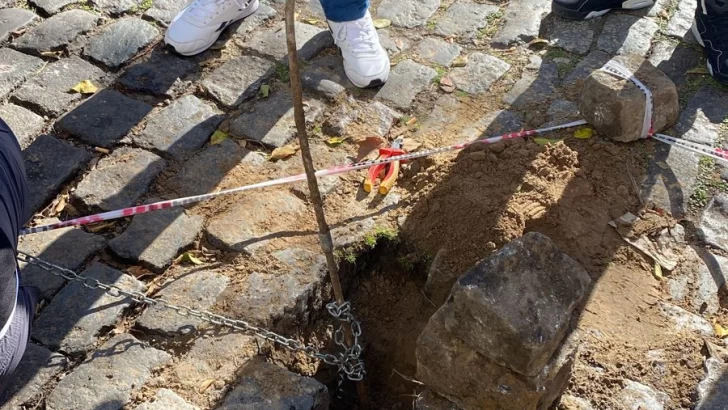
[363, 138, 405, 195]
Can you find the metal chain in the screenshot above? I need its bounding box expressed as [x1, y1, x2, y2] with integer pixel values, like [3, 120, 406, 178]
[17, 251, 366, 381]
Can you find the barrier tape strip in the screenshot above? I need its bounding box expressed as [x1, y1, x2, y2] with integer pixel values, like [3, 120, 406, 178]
[21, 120, 588, 235]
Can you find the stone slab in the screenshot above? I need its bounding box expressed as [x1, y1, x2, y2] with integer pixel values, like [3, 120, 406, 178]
[0, 104, 44, 148]
[144, 0, 189, 24]
[0, 9, 37, 40]
[597, 15, 659, 56]
[201, 55, 275, 108]
[133, 389, 200, 410]
[119, 50, 196, 97]
[449, 53, 510, 95]
[134, 95, 223, 160]
[33, 263, 145, 354]
[12, 10, 99, 54]
[85, 18, 160, 68]
[23, 135, 91, 214]
[562, 51, 611, 100]
[29, 0, 81, 14]
[378, 29, 410, 57]
[0, 344, 69, 410]
[0, 48, 43, 100]
[376, 59, 436, 109]
[136, 270, 229, 335]
[45, 334, 172, 410]
[434, 0, 499, 38]
[674, 86, 728, 146]
[57, 89, 153, 148]
[13, 56, 107, 117]
[229, 91, 324, 148]
[301, 54, 353, 100]
[547, 19, 595, 55]
[493, 0, 551, 46]
[699, 194, 728, 252]
[216, 359, 329, 410]
[697, 357, 728, 409]
[92, 0, 145, 14]
[666, 0, 697, 40]
[502, 56, 559, 108]
[73, 147, 166, 211]
[18, 218, 107, 299]
[641, 143, 699, 219]
[233, 2, 277, 34]
[376, 0, 440, 28]
[245, 21, 332, 62]
[417, 37, 462, 67]
[110, 205, 204, 271]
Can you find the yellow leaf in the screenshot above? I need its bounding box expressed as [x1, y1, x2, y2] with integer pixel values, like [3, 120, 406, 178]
[452, 56, 468, 68]
[573, 127, 594, 139]
[533, 137, 564, 146]
[373, 19, 391, 29]
[401, 138, 422, 152]
[199, 378, 216, 393]
[182, 252, 203, 265]
[653, 262, 663, 280]
[269, 145, 298, 161]
[326, 136, 348, 146]
[71, 80, 99, 95]
[260, 84, 270, 98]
[527, 38, 550, 47]
[210, 130, 229, 145]
[302, 18, 320, 24]
[406, 117, 418, 126]
[713, 320, 728, 338]
[40, 50, 63, 59]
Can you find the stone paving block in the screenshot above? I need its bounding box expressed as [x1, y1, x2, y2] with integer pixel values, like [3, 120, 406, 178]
[134, 95, 223, 160]
[493, 0, 550, 46]
[0, 344, 69, 410]
[12, 10, 99, 54]
[245, 21, 332, 62]
[201, 55, 275, 107]
[658, 302, 713, 336]
[29, 0, 81, 14]
[33, 263, 145, 354]
[46, 333, 172, 410]
[165, 139, 248, 198]
[378, 29, 410, 57]
[92, 0, 145, 14]
[434, 0, 499, 38]
[502, 56, 559, 108]
[301, 54, 353, 100]
[57, 89, 153, 148]
[229, 91, 324, 148]
[0, 48, 43, 100]
[85, 18, 160, 68]
[73, 147, 166, 211]
[597, 15, 659, 56]
[646, 0, 672, 16]
[700, 194, 728, 252]
[377, 0, 440, 28]
[376, 59, 436, 109]
[110, 205, 204, 271]
[648, 40, 703, 86]
[136, 270, 229, 335]
[217, 359, 329, 410]
[674, 86, 728, 146]
[23, 135, 91, 214]
[666, 0, 697, 40]
[119, 50, 196, 97]
[449, 53, 510, 95]
[547, 99, 580, 122]
[417, 37, 462, 67]
[144, 0, 189, 24]
[13, 56, 107, 117]
[0, 104, 44, 148]
[134, 389, 200, 410]
[206, 190, 307, 254]
[233, 1, 277, 34]
[562, 50, 610, 99]
[18, 218, 107, 299]
[641, 143, 699, 219]
[0, 9, 37, 40]
[547, 19, 594, 55]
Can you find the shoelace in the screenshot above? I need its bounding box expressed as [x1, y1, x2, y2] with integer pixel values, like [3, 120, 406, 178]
[187, 0, 245, 22]
[336, 18, 378, 57]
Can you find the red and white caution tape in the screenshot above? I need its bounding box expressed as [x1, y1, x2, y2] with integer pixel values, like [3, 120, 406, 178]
[20, 119, 587, 235]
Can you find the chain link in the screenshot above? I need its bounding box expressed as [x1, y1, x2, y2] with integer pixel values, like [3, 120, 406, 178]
[17, 251, 365, 380]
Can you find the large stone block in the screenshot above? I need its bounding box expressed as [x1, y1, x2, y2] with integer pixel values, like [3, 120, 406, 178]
[578, 54, 679, 142]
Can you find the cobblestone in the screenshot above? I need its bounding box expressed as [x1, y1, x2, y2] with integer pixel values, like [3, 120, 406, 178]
[0, 8, 37, 40]
[378, 29, 410, 56]
[493, 0, 550, 46]
[229, 91, 324, 148]
[234, 2, 277, 34]
[0, 344, 69, 410]
[674, 86, 728, 146]
[376, 59, 437, 109]
[73, 147, 166, 211]
[201, 55, 275, 107]
[0, 104, 44, 148]
[648, 41, 703, 86]
[301, 54, 353, 100]
[144, 0, 189, 24]
[119, 50, 196, 97]
[699, 194, 728, 252]
[22, 134, 91, 214]
[376, 0, 440, 28]
[46, 333, 172, 410]
[93, 0, 145, 14]
[642, 144, 699, 219]
[417, 37, 462, 67]
[449, 53, 510, 95]
[133, 389, 200, 410]
[33, 262, 145, 354]
[666, 0, 697, 40]
[110, 204, 204, 271]
[597, 15, 659, 56]
[562, 50, 610, 99]
[12, 56, 107, 117]
[85, 18, 160, 68]
[502, 56, 559, 108]
[547, 19, 595, 55]
[245, 21, 332, 62]
[29, 0, 80, 14]
[136, 270, 229, 335]
[12, 10, 99, 55]
[0, 48, 43, 100]
[434, 0, 499, 38]
[134, 95, 223, 160]
[57, 89, 153, 148]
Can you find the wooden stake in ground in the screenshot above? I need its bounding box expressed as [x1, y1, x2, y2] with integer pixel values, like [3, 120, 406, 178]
[283, 2, 370, 408]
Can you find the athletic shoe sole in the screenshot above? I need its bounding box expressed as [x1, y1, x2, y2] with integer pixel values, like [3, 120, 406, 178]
[552, 0, 654, 20]
[691, 19, 728, 85]
[166, 0, 260, 57]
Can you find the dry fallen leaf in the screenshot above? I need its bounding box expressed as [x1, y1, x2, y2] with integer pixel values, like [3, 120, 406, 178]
[401, 138, 422, 152]
[71, 80, 99, 94]
[302, 18, 320, 24]
[533, 137, 564, 146]
[406, 117, 417, 126]
[326, 136, 348, 146]
[260, 84, 270, 98]
[86, 221, 116, 233]
[210, 130, 229, 145]
[714, 320, 728, 338]
[199, 379, 216, 393]
[653, 262, 663, 280]
[94, 147, 110, 154]
[356, 136, 385, 160]
[573, 127, 594, 139]
[269, 145, 298, 161]
[53, 196, 67, 215]
[41, 50, 63, 59]
[373, 18, 392, 29]
[452, 56, 468, 67]
[439, 76, 455, 93]
[181, 252, 203, 265]
[527, 38, 550, 47]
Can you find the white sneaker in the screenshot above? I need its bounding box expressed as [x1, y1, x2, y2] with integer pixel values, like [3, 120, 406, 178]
[328, 12, 390, 88]
[165, 0, 260, 56]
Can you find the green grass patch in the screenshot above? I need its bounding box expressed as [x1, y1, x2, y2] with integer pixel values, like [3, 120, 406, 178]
[689, 156, 728, 211]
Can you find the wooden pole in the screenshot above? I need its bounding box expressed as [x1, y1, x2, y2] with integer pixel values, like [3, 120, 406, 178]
[283, 3, 369, 409]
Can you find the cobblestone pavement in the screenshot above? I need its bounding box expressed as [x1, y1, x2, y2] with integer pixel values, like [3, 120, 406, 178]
[0, 0, 727, 408]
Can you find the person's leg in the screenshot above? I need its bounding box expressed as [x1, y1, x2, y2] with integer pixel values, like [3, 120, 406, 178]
[320, 0, 369, 22]
[691, 0, 728, 84]
[0, 286, 39, 398]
